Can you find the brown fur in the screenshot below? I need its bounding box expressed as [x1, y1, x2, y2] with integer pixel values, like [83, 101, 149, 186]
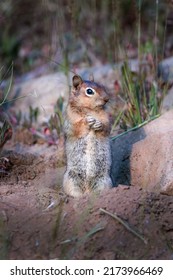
[63, 75, 112, 197]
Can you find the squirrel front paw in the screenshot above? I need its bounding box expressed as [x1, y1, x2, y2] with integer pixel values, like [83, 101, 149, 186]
[92, 120, 103, 131]
[86, 116, 96, 127]
[86, 116, 103, 131]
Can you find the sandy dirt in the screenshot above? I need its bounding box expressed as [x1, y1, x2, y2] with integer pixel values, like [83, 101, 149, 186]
[0, 140, 173, 260]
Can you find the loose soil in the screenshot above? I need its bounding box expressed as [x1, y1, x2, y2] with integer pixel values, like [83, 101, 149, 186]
[0, 139, 173, 260]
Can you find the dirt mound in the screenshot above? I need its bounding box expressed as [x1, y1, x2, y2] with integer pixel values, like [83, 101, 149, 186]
[0, 147, 173, 259]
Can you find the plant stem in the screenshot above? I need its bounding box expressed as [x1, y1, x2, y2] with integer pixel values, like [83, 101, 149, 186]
[0, 62, 13, 106]
[137, 0, 142, 68]
[155, 0, 159, 77]
[111, 114, 160, 141]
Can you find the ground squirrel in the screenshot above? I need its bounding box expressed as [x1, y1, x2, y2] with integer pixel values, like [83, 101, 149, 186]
[63, 74, 112, 197]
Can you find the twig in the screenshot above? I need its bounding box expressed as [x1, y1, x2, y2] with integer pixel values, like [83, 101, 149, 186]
[99, 208, 148, 245]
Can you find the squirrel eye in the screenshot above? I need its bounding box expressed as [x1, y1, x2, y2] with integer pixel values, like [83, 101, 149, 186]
[85, 87, 95, 96]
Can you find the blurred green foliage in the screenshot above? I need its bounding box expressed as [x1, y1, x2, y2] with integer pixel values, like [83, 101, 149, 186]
[119, 61, 164, 129]
[0, 0, 171, 74]
[0, 30, 20, 66]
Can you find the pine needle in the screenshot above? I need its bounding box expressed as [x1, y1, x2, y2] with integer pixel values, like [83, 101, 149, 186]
[99, 208, 148, 245]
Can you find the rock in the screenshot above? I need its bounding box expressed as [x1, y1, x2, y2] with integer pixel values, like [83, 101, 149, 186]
[111, 110, 173, 195]
[162, 85, 173, 112]
[158, 56, 173, 83]
[8, 60, 141, 124]
[10, 72, 69, 123]
[161, 58, 173, 112]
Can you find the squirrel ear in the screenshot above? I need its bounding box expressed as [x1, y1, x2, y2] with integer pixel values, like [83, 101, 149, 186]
[89, 73, 94, 82]
[72, 75, 83, 89]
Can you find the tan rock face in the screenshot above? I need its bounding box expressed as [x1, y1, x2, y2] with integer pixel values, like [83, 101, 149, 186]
[11, 73, 69, 123]
[111, 110, 173, 195]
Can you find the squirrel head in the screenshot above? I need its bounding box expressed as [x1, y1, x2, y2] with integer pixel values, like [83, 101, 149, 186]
[70, 75, 109, 111]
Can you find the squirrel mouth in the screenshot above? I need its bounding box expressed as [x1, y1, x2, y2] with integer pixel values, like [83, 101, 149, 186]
[96, 104, 106, 110]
